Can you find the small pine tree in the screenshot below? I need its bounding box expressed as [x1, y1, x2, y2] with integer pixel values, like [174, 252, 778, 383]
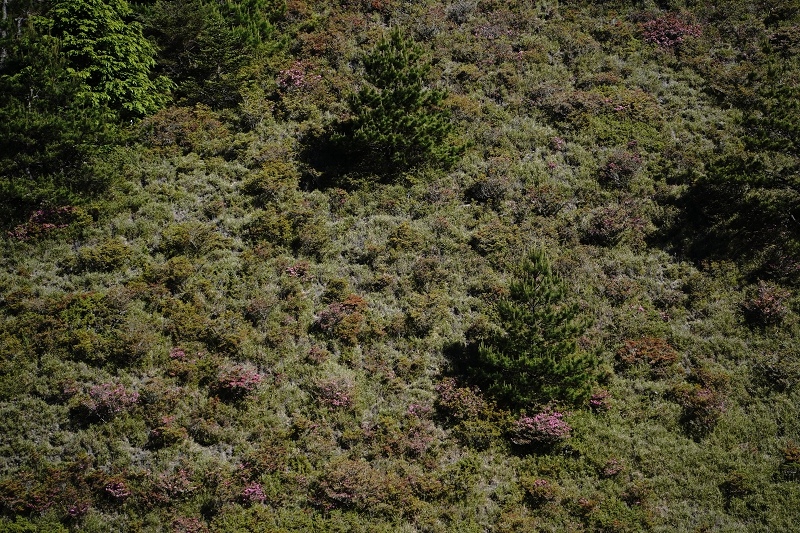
[344, 28, 460, 174]
[469, 251, 596, 408]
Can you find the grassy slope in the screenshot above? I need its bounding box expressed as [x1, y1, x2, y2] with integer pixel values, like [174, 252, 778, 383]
[1, 0, 799, 531]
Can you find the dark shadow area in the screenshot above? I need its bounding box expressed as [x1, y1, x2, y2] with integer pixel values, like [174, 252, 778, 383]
[652, 176, 800, 284]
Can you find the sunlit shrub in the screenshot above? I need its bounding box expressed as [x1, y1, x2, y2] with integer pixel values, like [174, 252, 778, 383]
[617, 337, 679, 377]
[314, 376, 355, 409]
[148, 415, 188, 448]
[240, 161, 300, 207]
[640, 14, 701, 50]
[510, 410, 571, 446]
[435, 378, 489, 421]
[520, 477, 558, 506]
[214, 364, 264, 401]
[73, 382, 139, 423]
[74, 239, 131, 272]
[240, 482, 267, 505]
[313, 294, 367, 346]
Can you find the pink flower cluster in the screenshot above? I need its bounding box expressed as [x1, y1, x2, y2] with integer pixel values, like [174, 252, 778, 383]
[241, 482, 267, 504]
[589, 389, 612, 412]
[104, 480, 131, 500]
[315, 377, 354, 408]
[641, 14, 701, 49]
[434, 377, 487, 420]
[85, 382, 139, 420]
[511, 410, 572, 446]
[277, 61, 322, 91]
[216, 364, 263, 399]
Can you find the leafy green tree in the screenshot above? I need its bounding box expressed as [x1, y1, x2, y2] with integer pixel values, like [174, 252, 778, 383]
[140, 0, 284, 108]
[46, 0, 171, 117]
[0, 18, 115, 225]
[344, 28, 460, 173]
[468, 251, 596, 408]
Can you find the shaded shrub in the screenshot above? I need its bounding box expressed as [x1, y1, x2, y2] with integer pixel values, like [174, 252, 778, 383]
[580, 205, 630, 246]
[741, 281, 791, 327]
[314, 376, 355, 409]
[465, 175, 510, 205]
[6, 206, 91, 242]
[588, 389, 612, 412]
[599, 150, 642, 189]
[213, 364, 264, 401]
[139, 106, 233, 157]
[671, 366, 729, 439]
[72, 382, 139, 423]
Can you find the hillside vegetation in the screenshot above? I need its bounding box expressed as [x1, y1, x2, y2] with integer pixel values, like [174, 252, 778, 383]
[1, 0, 799, 531]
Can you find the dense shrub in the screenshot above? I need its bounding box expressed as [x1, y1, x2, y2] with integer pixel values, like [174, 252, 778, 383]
[617, 337, 680, 377]
[741, 281, 791, 326]
[312, 294, 368, 346]
[510, 410, 571, 446]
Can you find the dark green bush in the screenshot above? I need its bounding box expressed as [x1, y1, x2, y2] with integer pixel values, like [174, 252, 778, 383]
[465, 250, 596, 408]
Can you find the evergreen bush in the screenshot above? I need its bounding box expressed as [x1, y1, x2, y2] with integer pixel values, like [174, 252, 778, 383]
[339, 28, 461, 175]
[466, 250, 596, 408]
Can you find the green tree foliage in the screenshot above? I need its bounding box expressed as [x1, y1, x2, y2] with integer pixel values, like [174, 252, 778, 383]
[46, 0, 170, 117]
[344, 28, 460, 173]
[468, 251, 595, 408]
[0, 19, 114, 224]
[0, 0, 168, 224]
[140, 0, 284, 108]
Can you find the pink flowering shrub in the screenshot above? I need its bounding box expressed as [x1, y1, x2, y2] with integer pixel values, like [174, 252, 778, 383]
[154, 469, 197, 502]
[149, 415, 188, 448]
[601, 458, 624, 478]
[313, 295, 367, 345]
[172, 516, 209, 533]
[79, 382, 139, 422]
[672, 383, 726, 438]
[434, 377, 489, 421]
[641, 14, 701, 49]
[277, 60, 322, 91]
[588, 389, 612, 412]
[741, 281, 791, 326]
[214, 364, 263, 401]
[520, 477, 557, 505]
[241, 482, 267, 505]
[599, 150, 642, 188]
[7, 206, 83, 241]
[104, 479, 131, 501]
[511, 410, 571, 446]
[315, 377, 354, 409]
